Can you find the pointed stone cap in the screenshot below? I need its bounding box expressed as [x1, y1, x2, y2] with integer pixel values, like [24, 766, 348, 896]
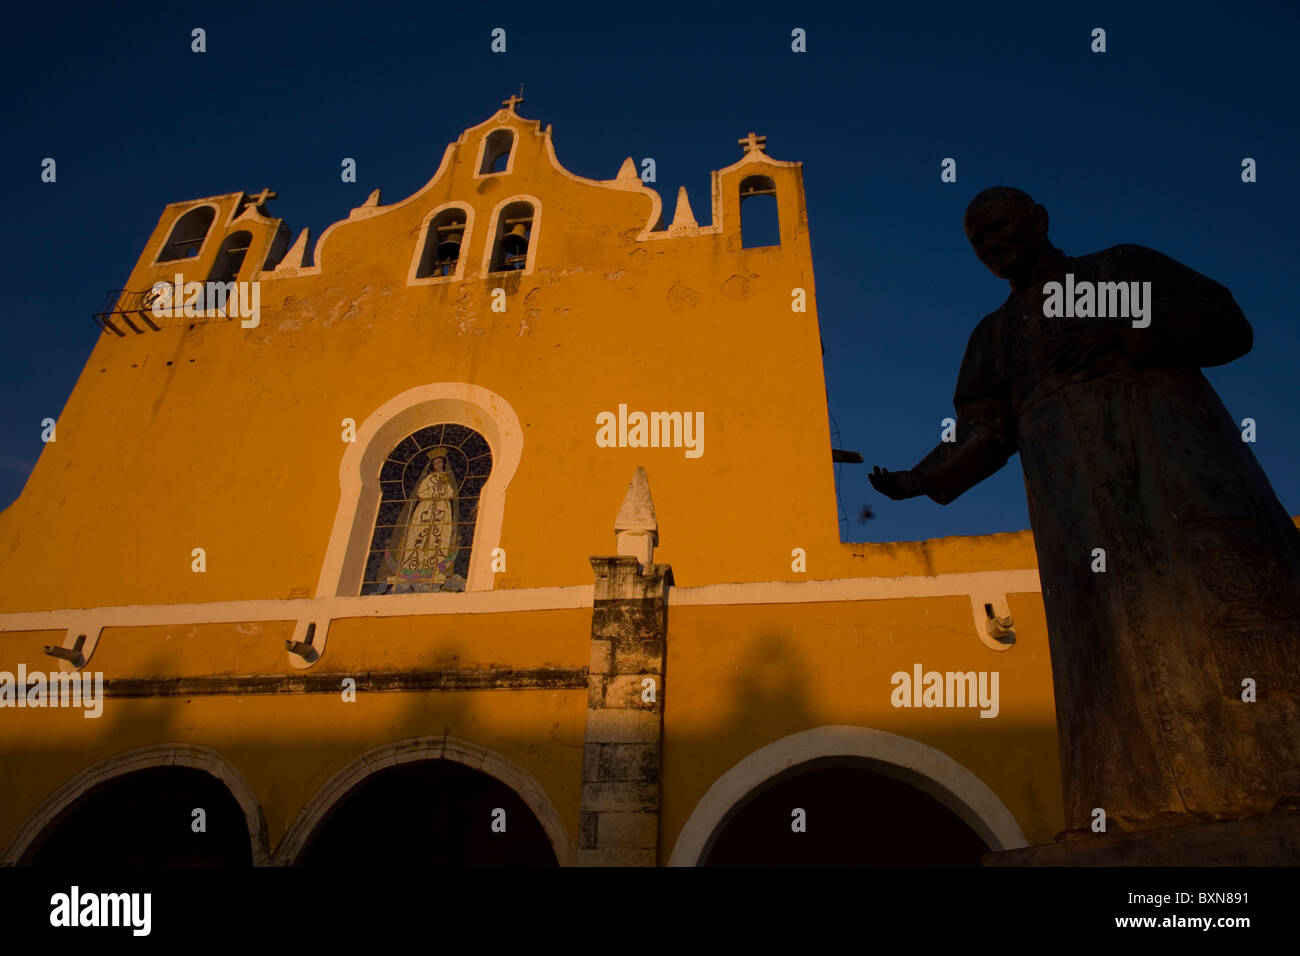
[272, 228, 312, 273]
[350, 188, 383, 218]
[615, 467, 658, 544]
[616, 156, 640, 183]
[670, 186, 697, 228]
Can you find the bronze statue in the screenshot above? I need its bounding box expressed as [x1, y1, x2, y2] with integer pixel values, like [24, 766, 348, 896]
[871, 187, 1300, 837]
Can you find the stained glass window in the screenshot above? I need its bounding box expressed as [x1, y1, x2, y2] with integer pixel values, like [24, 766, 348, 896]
[360, 424, 492, 595]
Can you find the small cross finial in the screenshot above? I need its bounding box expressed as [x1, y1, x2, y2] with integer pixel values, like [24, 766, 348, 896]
[738, 131, 767, 154]
[502, 91, 525, 112]
[244, 188, 277, 208]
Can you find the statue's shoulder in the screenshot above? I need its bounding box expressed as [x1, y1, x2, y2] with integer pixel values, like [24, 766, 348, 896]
[1079, 243, 1179, 271]
[1082, 244, 1223, 288]
[1090, 243, 1160, 257]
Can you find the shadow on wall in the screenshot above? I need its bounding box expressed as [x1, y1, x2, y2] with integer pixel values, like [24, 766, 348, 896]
[3, 642, 575, 867]
[3, 634, 1055, 867]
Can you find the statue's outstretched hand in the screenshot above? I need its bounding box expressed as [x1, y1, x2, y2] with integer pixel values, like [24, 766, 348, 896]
[870, 466, 927, 501]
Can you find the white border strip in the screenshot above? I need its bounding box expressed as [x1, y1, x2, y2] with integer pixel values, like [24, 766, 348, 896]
[0, 585, 596, 635]
[0, 570, 1041, 639]
[668, 570, 1040, 606]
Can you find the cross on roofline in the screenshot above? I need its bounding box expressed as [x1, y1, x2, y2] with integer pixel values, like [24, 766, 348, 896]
[502, 93, 525, 112]
[738, 131, 767, 154]
[243, 188, 277, 207]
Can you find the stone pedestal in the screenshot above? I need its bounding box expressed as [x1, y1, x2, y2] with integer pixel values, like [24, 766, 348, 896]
[983, 812, 1300, 866]
[578, 556, 672, 866]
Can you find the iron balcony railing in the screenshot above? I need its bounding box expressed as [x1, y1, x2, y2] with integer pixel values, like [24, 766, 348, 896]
[93, 288, 161, 336]
[92, 287, 240, 336]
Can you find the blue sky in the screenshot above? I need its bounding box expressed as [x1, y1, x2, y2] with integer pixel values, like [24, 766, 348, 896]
[3, 0, 1296, 543]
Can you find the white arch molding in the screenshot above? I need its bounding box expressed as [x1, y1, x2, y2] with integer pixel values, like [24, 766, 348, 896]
[407, 201, 476, 286]
[272, 735, 575, 866]
[667, 726, 1030, 866]
[2, 743, 270, 866]
[151, 201, 221, 265]
[480, 193, 543, 277]
[317, 382, 524, 597]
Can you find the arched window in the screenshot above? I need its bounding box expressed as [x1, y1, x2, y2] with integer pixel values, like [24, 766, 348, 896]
[416, 208, 468, 278]
[361, 423, 493, 595]
[739, 175, 779, 248]
[157, 206, 215, 262]
[488, 201, 534, 273]
[208, 231, 253, 284]
[479, 129, 515, 174]
[315, 383, 523, 599]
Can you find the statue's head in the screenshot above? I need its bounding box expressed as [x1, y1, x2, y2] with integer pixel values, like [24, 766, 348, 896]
[964, 187, 1051, 285]
[427, 447, 450, 472]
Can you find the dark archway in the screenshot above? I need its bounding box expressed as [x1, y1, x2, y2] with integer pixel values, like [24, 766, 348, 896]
[702, 758, 991, 866]
[207, 231, 253, 284]
[739, 175, 779, 248]
[297, 760, 558, 866]
[158, 205, 215, 261]
[417, 207, 468, 278]
[26, 766, 253, 866]
[488, 200, 534, 272]
[480, 129, 515, 174]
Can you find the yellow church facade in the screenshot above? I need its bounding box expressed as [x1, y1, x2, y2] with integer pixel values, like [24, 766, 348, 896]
[0, 102, 1066, 866]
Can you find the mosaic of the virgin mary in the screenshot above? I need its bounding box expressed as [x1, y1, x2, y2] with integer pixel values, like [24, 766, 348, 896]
[381, 447, 462, 593]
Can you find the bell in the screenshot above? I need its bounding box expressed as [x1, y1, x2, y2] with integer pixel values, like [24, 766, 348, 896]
[435, 229, 462, 261]
[502, 222, 529, 258]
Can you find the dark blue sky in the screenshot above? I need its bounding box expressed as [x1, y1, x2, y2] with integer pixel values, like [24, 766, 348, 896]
[3, 1, 1296, 543]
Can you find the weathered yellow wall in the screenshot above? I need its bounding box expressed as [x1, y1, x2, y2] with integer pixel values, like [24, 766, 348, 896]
[0, 109, 851, 612]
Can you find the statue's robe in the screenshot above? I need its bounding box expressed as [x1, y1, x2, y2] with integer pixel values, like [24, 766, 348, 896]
[912, 244, 1300, 833]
